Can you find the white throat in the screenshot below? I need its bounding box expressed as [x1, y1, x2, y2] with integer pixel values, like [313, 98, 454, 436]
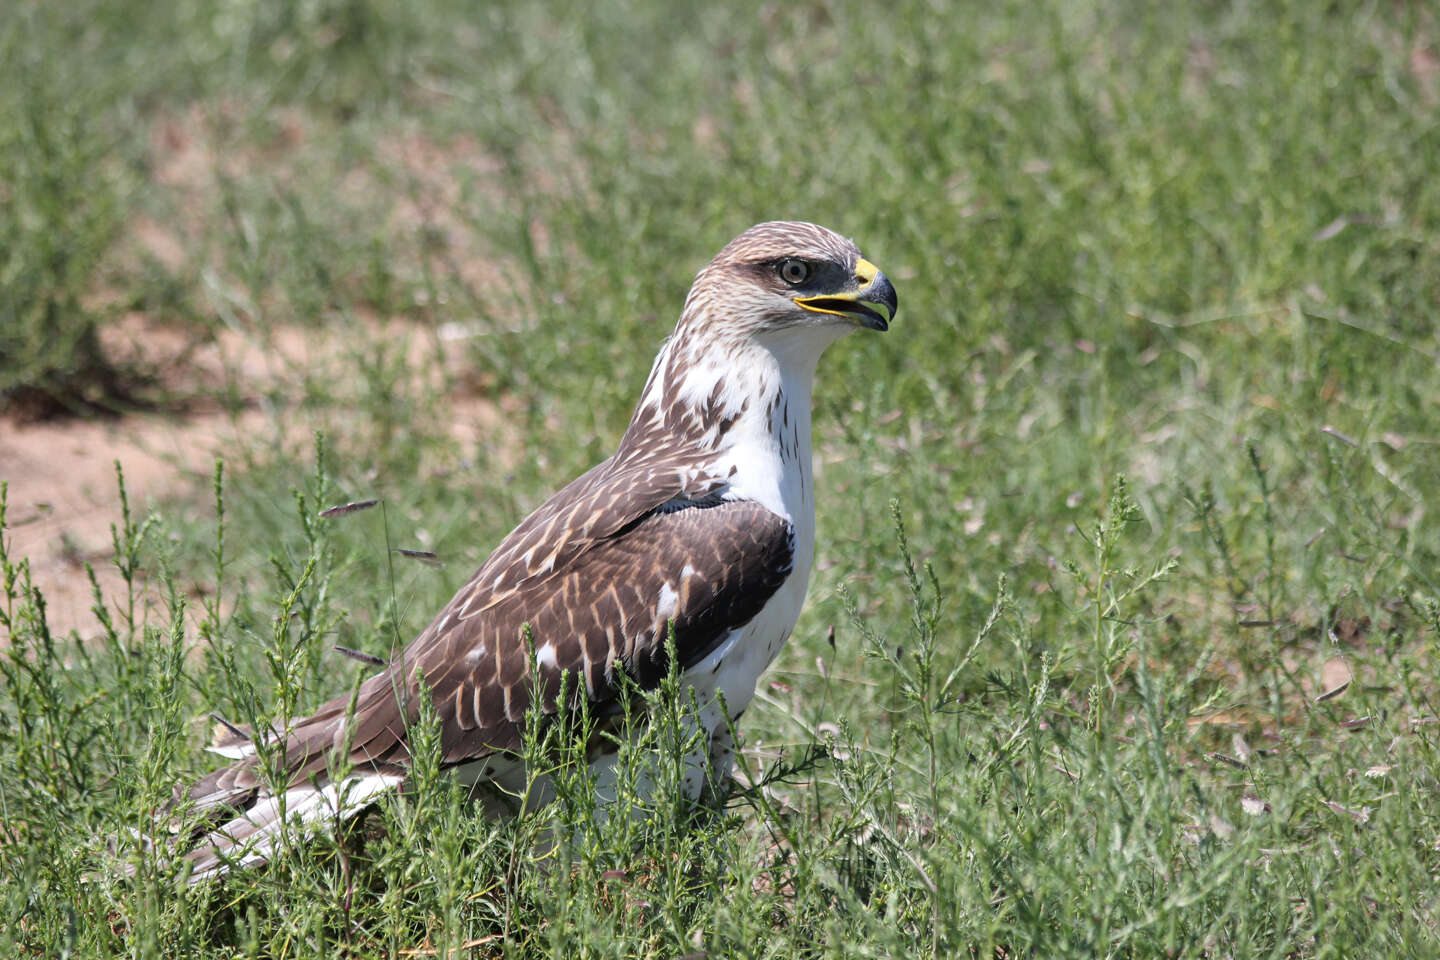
[717, 326, 844, 511]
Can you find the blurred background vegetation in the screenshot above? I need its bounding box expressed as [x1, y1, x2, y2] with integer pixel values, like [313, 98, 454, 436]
[1, 0, 1438, 956]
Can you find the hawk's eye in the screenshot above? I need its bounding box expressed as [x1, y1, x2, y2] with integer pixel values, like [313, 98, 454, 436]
[776, 258, 811, 286]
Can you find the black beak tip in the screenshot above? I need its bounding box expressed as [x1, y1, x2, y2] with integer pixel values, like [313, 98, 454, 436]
[872, 274, 898, 331]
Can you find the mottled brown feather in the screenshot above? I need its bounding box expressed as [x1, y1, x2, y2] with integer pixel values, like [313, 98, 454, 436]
[190, 493, 793, 799]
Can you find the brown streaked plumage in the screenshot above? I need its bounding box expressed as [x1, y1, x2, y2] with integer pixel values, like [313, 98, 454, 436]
[150, 221, 898, 882]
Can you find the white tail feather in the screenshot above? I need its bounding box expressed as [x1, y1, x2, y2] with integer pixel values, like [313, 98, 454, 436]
[185, 772, 403, 884]
[204, 741, 259, 761]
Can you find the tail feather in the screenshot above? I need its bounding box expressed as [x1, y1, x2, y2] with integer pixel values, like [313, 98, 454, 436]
[182, 764, 261, 815]
[181, 772, 404, 883]
[205, 715, 258, 760]
[127, 678, 418, 882]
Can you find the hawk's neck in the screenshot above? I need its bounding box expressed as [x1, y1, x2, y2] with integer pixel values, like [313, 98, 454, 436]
[619, 325, 848, 527]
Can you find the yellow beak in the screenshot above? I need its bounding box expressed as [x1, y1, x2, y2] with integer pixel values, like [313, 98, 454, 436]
[793, 257, 898, 331]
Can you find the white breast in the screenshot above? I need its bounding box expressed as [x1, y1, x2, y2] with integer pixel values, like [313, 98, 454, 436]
[688, 354, 819, 714]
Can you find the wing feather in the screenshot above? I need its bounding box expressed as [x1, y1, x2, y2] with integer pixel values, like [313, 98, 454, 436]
[192, 458, 793, 801]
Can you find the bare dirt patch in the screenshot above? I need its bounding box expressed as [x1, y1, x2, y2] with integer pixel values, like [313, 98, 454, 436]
[1, 406, 267, 639]
[2, 314, 514, 642]
[1, 312, 308, 639]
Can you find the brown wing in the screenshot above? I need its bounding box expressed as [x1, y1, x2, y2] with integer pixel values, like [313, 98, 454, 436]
[193, 481, 794, 800]
[417, 496, 794, 764]
[453, 447, 724, 616]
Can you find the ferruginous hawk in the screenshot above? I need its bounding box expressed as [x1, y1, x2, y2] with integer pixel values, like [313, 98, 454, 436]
[163, 220, 897, 881]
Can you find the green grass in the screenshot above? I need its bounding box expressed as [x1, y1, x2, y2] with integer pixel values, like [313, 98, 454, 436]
[3, 0, 1440, 955]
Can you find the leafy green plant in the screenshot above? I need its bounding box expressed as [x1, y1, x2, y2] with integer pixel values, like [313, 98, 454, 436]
[3, 0, 1440, 954]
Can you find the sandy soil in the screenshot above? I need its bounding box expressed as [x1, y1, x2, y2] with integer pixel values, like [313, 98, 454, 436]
[1, 406, 267, 639]
[0, 313, 512, 642]
[0, 313, 322, 639]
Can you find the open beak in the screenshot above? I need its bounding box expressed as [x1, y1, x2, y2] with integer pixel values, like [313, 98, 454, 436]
[793, 257, 898, 332]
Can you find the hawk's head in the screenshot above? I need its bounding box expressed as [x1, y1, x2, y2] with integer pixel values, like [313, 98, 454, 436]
[625, 221, 897, 456]
[680, 221, 898, 344]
